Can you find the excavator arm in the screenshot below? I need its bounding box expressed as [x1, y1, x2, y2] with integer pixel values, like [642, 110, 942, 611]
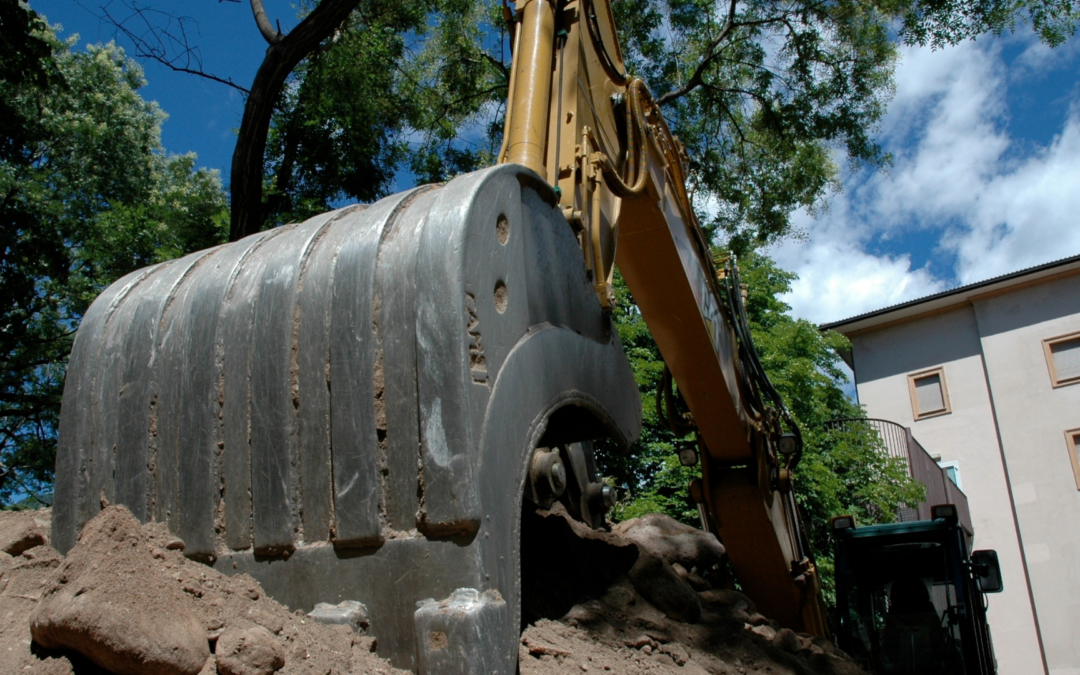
[499, 0, 829, 636]
[54, 2, 825, 673]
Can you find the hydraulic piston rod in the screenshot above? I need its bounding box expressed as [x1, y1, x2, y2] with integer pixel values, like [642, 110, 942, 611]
[505, 0, 556, 177]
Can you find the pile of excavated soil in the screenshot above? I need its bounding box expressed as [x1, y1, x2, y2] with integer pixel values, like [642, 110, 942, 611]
[0, 506, 405, 675]
[0, 505, 865, 675]
[518, 506, 865, 675]
[519, 581, 859, 675]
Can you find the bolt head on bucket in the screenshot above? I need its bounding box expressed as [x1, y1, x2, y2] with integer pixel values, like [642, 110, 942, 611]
[528, 448, 567, 508]
[585, 482, 617, 512]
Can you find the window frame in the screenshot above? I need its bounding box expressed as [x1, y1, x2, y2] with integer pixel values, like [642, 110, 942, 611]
[1067, 428, 1080, 491]
[907, 366, 952, 421]
[1043, 330, 1080, 388]
[938, 460, 962, 490]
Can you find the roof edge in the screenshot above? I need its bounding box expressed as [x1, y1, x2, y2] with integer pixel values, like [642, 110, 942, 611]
[819, 253, 1080, 334]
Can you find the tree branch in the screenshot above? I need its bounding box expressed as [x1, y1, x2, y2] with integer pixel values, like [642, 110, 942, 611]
[135, 59, 250, 93]
[230, 0, 361, 241]
[92, 1, 250, 93]
[657, 0, 740, 106]
[480, 51, 509, 77]
[249, 0, 284, 45]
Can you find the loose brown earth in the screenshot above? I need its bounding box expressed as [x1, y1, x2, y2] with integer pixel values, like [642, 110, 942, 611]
[0, 507, 404, 675]
[0, 506, 867, 675]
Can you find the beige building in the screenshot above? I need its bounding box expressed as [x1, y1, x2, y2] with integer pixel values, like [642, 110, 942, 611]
[821, 254, 1080, 675]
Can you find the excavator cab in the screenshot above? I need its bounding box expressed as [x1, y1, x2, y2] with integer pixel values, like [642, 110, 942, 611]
[831, 509, 1002, 675]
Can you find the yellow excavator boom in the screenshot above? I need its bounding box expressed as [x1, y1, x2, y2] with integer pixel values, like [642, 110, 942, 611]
[499, 0, 828, 635]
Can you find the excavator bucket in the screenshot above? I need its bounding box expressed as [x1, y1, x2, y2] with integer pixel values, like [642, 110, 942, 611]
[53, 164, 641, 673]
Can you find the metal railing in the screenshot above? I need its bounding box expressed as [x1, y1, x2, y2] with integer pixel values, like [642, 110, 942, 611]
[826, 418, 972, 535]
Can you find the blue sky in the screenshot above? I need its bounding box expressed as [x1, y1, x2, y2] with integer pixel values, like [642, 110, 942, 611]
[32, 0, 299, 175]
[33, 1, 1080, 326]
[772, 30, 1080, 324]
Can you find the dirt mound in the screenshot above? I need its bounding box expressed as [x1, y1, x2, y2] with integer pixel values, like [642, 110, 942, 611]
[614, 513, 727, 570]
[31, 506, 210, 675]
[0, 506, 406, 675]
[0, 505, 863, 675]
[0, 507, 50, 555]
[518, 506, 866, 675]
[519, 577, 863, 675]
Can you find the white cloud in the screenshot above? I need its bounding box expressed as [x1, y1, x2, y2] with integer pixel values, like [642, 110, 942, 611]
[1011, 29, 1080, 74]
[778, 33, 1080, 324]
[771, 209, 945, 326]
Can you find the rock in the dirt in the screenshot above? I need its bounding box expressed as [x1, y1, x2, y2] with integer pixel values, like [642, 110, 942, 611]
[0, 513, 48, 556]
[772, 627, 801, 654]
[625, 635, 658, 650]
[164, 537, 186, 551]
[749, 624, 777, 641]
[670, 563, 711, 591]
[627, 553, 702, 624]
[215, 626, 285, 675]
[748, 612, 776, 628]
[698, 588, 754, 613]
[29, 506, 210, 675]
[660, 642, 691, 666]
[308, 599, 369, 632]
[613, 513, 725, 571]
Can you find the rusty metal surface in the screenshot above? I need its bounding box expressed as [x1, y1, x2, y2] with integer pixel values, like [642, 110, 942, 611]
[54, 164, 640, 672]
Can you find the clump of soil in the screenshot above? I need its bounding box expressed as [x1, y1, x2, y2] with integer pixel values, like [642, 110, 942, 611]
[31, 507, 211, 675]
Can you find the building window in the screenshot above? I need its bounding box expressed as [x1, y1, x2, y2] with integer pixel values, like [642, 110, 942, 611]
[908, 367, 951, 420]
[1044, 331, 1080, 388]
[1067, 429, 1080, 491]
[938, 460, 962, 490]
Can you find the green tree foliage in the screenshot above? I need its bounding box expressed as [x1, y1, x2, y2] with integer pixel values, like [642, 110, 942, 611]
[895, 0, 1080, 48]
[610, 0, 1078, 254]
[0, 7, 228, 503]
[262, 0, 1077, 248]
[263, 0, 506, 226]
[597, 272, 702, 526]
[737, 253, 924, 599]
[0, 0, 54, 164]
[263, 1, 424, 226]
[602, 254, 924, 600]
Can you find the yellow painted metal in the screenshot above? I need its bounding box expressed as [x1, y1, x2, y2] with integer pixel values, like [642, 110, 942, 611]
[498, 0, 830, 637]
[505, 0, 557, 177]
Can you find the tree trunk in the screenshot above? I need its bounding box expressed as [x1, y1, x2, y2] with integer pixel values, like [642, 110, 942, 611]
[229, 0, 359, 242]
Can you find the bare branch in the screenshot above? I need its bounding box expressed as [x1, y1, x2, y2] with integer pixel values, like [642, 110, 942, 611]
[90, 1, 250, 93]
[148, 62, 249, 93]
[249, 0, 284, 45]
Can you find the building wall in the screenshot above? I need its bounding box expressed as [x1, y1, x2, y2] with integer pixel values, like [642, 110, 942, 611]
[850, 305, 1046, 675]
[972, 276, 1080, 675]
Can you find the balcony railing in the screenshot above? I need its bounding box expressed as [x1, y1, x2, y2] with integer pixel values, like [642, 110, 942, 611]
[826, 418, 972, 535]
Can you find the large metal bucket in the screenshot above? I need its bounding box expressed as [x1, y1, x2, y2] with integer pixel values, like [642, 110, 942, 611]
[54, 164, 640, 672]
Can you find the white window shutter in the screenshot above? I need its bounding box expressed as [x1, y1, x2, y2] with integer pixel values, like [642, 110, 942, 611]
[1052, 339, 1080, 382]
[915, 374, 945, 413]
